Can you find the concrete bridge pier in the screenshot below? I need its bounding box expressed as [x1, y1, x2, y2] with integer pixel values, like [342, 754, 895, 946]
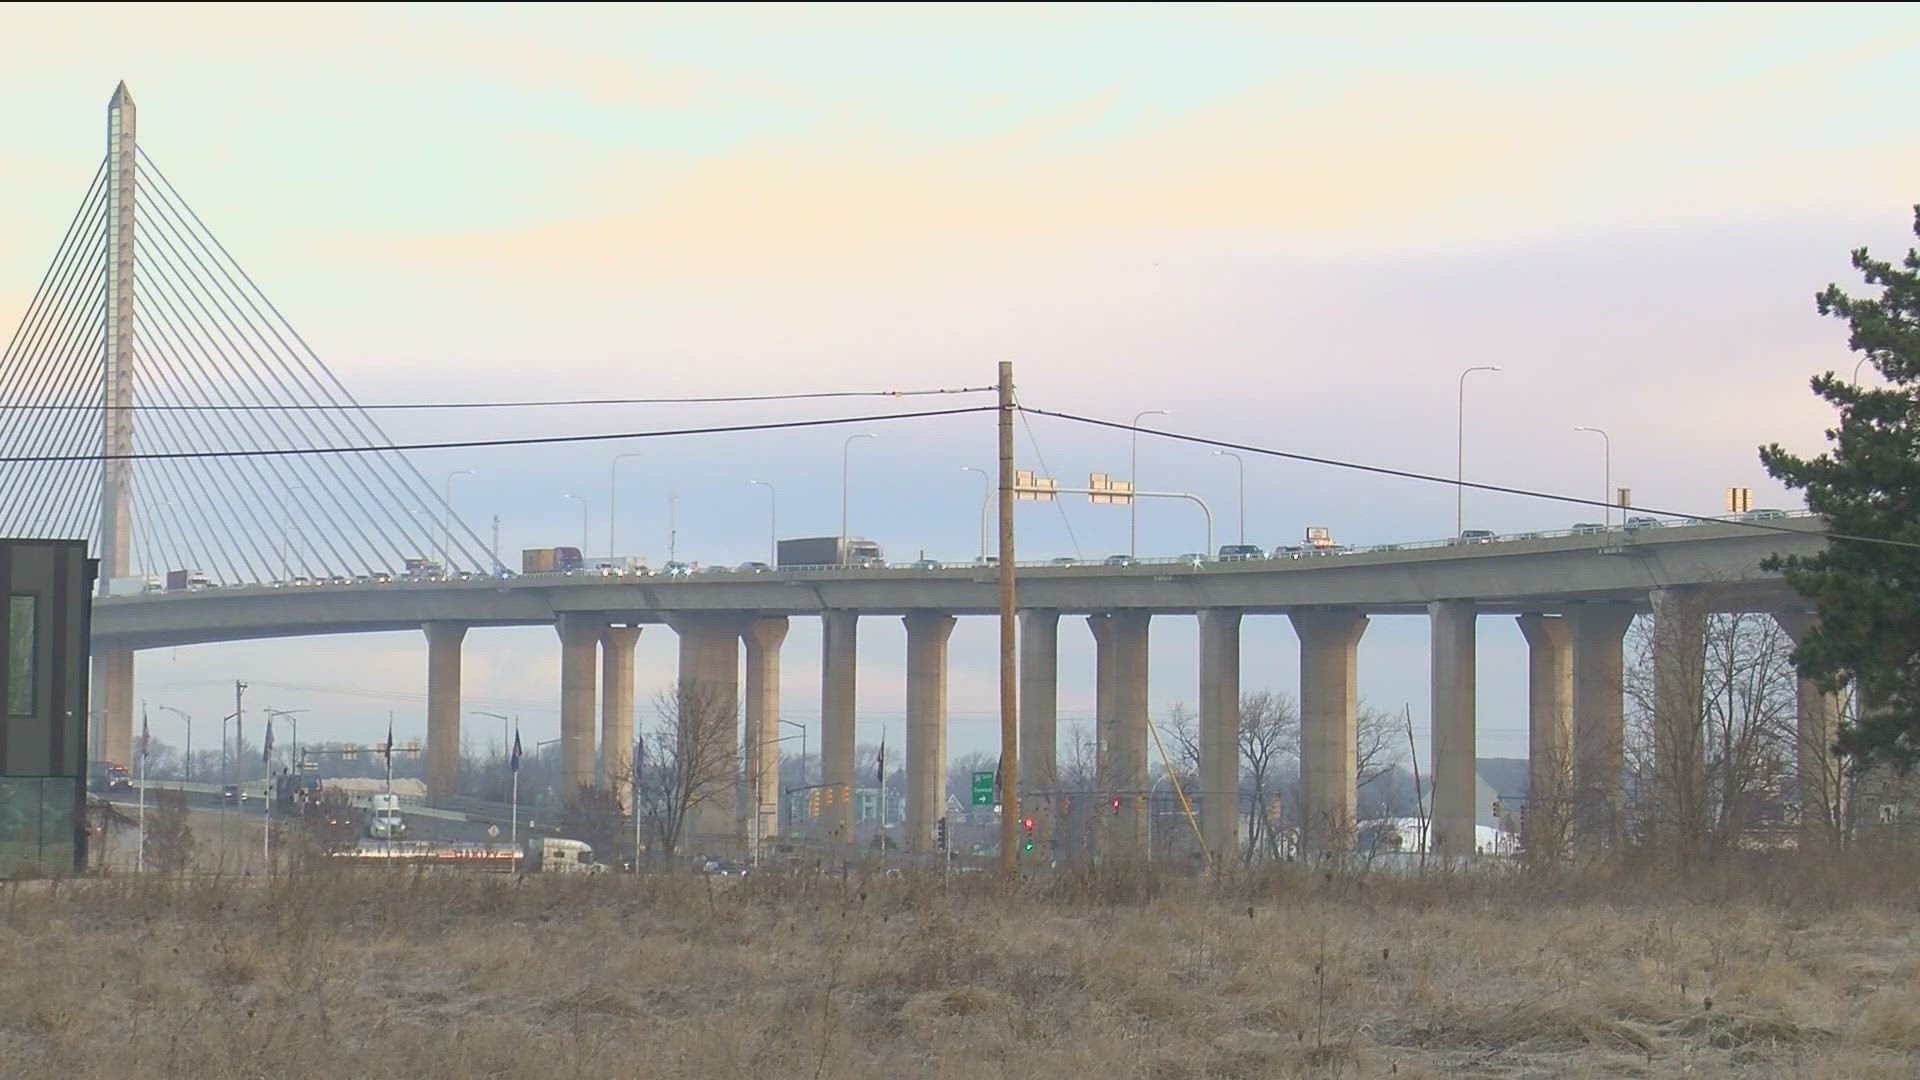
[1516, 614, 1572, 851]
[600, 625, 642, 803]
[1430, 600, 1478, 854]
[92, 650, 134, 770]
[904, 612, 956, 855]
[1106, 610, 1151, 858]
[743, 617, 788, 851]
[1290, 610, 1368, 850]
[423, 622, 467, 802]
[1569, 605, 1633, 843]
[1197, 608, 1241, 863]
[1774, 612, 1844, 840]
[555, 614, 604, 799]
[670, 613, 745, 850]
[1018, 610, 1060, 860]
[821, 610, 859, 856]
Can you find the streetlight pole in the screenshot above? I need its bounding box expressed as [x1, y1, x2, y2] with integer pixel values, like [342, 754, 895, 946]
[610, 452, 643, 561]
[443, 470, 474, 573]
[1212, 450, 1245, 546]
[279, 484, 308, 581]
[1131, 409, 1169, 558]
[1574, 426, 1612, 529]
[841, 433, 877, 567]
[961, 467, 990, 562]
[473, 709, 512, 793]
[781, 718, 808, 788]
[750, 480, 777, 565]
[1455, 367, 1501, 539]
[265, 708, 306, 773]
[158, 705, 191, 782]
[563, 494, 588, 555]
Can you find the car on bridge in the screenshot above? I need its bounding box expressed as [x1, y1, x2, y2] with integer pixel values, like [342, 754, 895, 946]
[1217, 544, 1265, 561]
[1455, 529, 1497, 544]
[1103, 554, 1134, 567]
[909, 558, 944, 570]
[1742, 508, 1788, 521]
[1049, 557, 1079, 568]
[1571, 522, 1607, 535]
[736, 562, 770, 573]
[1625, 516, 1664, 531]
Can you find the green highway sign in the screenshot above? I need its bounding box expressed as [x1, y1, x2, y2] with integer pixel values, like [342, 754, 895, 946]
[970, 771, 996, 806]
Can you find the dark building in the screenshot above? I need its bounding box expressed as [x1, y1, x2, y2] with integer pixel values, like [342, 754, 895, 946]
[0, 540, 94, 874]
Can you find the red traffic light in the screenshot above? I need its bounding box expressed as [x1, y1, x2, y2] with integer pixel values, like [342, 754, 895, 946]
[1110, 797, 1122, 814]
[1021, 816, 1035, 832]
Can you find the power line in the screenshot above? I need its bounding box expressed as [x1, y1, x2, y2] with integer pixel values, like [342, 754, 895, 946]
[2, 387, 996, 411]
[0, 405, 997, 464]
[1020, 406, 1920, 552]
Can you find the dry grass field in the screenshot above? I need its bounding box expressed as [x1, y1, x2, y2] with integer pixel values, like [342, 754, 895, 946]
[3, 856, 1918, 1079]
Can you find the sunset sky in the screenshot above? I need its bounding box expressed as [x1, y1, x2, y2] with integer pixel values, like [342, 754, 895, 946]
[2, 3, 1916, 768]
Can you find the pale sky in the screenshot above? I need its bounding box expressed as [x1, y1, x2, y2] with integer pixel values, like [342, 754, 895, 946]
[2, 3, 1915, 767]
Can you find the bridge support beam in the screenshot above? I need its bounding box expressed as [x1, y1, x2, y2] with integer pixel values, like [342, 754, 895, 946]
[1197, 608, 1242, 864]
[743, 617, 788, 852]
[1516, 614, 1572, 854]
[671, 613, 744, 851]
[555, 614, 604, 799]
[600, 626, 642, 806]
[1291, 610, 1368, 850]
[1569, 605, 1633, 844]
[1104, 611, 1151, 859]
[1774, 613, 1844, 843]
[1430, 600, 1478, 855]
[904, 612, 956, 856]
[423, 622, 467, 802]
[821, 611, 858, 857]
[1649, 588, 1709, 850]
[1019, 610, 1060, 860]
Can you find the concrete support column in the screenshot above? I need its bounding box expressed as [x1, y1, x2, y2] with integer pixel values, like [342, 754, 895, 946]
[1019, 610, 1060, 853]
[821, 610, 858, 855]
[1430, 600, 1478, 854]
[1775, 612, 1845, 842]
[1087, 614, 1115, 779]
[555, 614, 604, 799]
[423, 622, 467, 802]
[1515, 614, 1572, 852]
[1289, 610, 1368, 850]
[600, 626, 642, 806]
[743, 617, 789, 849]
[1568, 605, 1633, 843]
[1649, 588, 1708, 848]
[671, 613, 744, 849]
[1197, 609, 1242, 863]
[904, 612, 957, 855]
[92, 650, 134, 770]
[1108, 611, 1151, 857]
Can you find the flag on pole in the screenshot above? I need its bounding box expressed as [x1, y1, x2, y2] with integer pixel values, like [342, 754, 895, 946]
[262, 716, 275, 764]
[381, 716, 395, 764]
[509, 730, 522, 773]
[876, 731, 886, 786]
[140, 713, 150, 759]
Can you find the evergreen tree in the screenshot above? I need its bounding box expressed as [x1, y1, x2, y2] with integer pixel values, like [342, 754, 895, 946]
[1760, 206, 1920, 770]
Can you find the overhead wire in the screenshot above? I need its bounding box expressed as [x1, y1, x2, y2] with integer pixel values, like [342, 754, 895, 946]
[1019, 406, 1919, 552]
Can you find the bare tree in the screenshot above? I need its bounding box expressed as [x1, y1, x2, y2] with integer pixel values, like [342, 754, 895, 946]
[143, 790, 196, 873]
[1355, 704, 1403, 794]
[617, 682, 739, 867]
[559, 785, 630, 865]
[1626, 612, 1800, 858]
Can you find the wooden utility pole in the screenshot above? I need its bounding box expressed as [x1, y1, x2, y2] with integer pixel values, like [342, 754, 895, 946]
[997, 362, 1019, 874]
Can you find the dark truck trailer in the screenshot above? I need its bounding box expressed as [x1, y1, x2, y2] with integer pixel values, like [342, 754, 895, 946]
[776, 537, 884, 569]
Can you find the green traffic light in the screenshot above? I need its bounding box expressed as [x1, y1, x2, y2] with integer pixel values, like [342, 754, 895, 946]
[1022, 842, 1034, 852]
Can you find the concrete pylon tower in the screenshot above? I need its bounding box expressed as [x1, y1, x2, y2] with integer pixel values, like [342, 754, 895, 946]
[93, 82, 138, 766]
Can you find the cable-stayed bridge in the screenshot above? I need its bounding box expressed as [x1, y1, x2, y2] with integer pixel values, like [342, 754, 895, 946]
[3, 86, 1829, 861]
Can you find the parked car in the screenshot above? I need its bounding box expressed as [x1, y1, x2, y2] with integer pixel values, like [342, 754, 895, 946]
[1216, 543, 1265, 561]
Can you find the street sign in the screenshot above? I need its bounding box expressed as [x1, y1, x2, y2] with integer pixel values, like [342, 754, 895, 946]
[487, 824, 500, 839]
[1726, 487, 1752, 514]
[970, 771, 995, 806]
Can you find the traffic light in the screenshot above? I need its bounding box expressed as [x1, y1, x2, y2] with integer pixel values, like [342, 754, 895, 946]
[809, 789, 822, 817]
[935, 816, 948, 852]
[1021, 815, 1035, 853]
[1110, 797, 1121, 814]
[1491, 797, 1502, 819]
